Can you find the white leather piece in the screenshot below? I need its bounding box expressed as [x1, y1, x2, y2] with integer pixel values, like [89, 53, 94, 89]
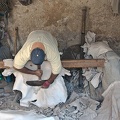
[87, 41, 113, 59]
[85, 31, 96, 44]
[3, 59, 14, 68]
[2, 60, 69, 108]
[94, 81, 120, 120]
[0, 110, 58, 120]
[90, 72, 103, 88]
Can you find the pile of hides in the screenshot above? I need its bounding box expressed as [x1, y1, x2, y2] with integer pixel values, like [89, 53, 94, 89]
[0, 110, 58, 120]
[1, 59, 100, 120]
[82, 31, 120, 91]
[94, 81, 120, 120]
[2, 60, 70, 108]
[0, 91, 100, 120]
[80, 31, 120, 120]
[1, 32, 120, 120]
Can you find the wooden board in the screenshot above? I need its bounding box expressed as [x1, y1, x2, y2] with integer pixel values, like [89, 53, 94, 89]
[0, 59, 105, 69]
[61, 59, 105, 68]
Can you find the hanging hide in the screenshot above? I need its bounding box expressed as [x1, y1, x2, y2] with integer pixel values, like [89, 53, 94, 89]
[18, 0, 32, 6]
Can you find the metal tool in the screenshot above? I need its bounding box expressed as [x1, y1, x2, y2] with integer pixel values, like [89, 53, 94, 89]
[26, 80, 47, 86]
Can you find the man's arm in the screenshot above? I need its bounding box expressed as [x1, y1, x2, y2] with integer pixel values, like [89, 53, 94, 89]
[47, 73, 58, 84]
[42, 73, 58, 88]
[14, 67, 43, 78]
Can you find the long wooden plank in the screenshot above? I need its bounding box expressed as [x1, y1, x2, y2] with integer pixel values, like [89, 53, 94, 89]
[61, 59, 105, 68]
[0, 59, 105, 69]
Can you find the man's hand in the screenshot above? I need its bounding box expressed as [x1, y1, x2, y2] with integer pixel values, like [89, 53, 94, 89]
[41, 81, 50, 88]
[14, 67, 43, 78]
[41, 73, 58, 89]
[35, 69, 43, 78]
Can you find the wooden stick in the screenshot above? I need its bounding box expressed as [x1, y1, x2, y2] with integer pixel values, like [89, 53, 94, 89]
[14, 27, 18, 55]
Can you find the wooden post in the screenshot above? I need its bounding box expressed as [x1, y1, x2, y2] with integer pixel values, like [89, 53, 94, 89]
[14, 27, 18, 56]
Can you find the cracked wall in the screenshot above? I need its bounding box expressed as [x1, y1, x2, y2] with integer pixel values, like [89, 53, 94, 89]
[8, 0, 120, 52]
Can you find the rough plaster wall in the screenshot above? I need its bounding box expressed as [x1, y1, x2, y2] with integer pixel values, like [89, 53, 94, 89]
[8, 0, 120, 52]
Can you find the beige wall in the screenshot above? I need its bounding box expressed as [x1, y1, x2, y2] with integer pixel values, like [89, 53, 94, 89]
[8, 0, 120, 51]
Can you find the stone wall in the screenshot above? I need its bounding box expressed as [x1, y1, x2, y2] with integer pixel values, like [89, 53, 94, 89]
[8, 0, 120, 52]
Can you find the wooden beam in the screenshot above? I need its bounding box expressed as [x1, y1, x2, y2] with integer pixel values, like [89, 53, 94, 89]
[0, 59, 105, 69]
[61, 59, 105, 68]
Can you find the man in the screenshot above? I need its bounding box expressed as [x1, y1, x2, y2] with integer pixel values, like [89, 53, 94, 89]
[13, 30, 62, 88]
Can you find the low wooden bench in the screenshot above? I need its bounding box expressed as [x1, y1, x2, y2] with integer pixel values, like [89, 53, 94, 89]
[0, 59, 105, 101]
[61, 59, 105, 68]
[0, 59, 105, 69]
